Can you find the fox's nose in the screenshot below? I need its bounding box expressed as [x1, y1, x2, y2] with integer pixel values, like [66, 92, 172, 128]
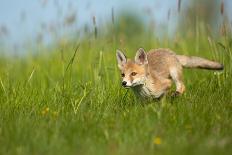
[122, 81, 127, 86]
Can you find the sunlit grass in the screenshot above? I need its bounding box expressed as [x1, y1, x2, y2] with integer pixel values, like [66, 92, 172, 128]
[0, 18, 232, 155]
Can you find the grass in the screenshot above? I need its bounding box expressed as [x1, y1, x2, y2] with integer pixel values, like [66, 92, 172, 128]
[0, 21, 232, 155]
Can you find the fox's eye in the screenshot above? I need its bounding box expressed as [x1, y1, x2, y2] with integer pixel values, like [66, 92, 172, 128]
[121, 73, 125, 77]
[131, 72, 137, 76]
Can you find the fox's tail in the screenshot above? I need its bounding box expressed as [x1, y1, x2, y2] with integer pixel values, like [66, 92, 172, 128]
[176, 55, 224, 70]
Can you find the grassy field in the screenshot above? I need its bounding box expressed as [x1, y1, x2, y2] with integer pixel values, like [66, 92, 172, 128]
[0, 21, 232, 155]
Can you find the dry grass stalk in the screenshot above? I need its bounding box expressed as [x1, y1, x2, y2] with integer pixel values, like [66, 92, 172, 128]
[93, 16, 97, 39]
[178, 0, 181, 13]
[168, 8, 171, 20]
[220, 1, 224, 15]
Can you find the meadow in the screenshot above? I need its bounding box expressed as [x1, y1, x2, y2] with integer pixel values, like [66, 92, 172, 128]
[0, 11, 232, 155]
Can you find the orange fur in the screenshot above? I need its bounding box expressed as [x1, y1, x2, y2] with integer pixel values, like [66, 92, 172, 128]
[116, 48, 223, 98]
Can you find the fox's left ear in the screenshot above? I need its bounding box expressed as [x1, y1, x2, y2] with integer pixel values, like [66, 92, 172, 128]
[116, 49, 127, 70]
[135, 48, 148, 65]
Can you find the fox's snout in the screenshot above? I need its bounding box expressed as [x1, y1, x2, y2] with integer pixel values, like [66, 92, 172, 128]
[121, 76, 145, 88]
[122, 81, 127, 87]
[121, 79, 137, 87]
[121, 79, 133, 87]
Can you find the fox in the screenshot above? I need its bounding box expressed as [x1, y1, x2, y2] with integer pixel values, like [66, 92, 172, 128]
[116, 48, 223, 99]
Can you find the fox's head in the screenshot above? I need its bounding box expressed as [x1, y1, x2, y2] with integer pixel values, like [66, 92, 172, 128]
[116, 48, 148, 88]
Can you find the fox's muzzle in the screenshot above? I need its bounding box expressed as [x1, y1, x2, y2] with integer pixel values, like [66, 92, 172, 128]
[122, 81, 127, 87]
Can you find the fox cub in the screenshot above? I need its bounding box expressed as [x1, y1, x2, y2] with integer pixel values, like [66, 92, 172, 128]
[116, 48, 223, 99]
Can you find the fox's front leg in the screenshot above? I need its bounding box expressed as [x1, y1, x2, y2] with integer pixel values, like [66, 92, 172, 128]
[170, 81, 185, 97]
[170, 67, 186, 96]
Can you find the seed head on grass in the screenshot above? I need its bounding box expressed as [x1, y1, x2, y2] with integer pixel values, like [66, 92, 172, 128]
[220, 24, 226, 36]
[0, 25, 9, 37]
[220, 1, 224, 16]
[167, 8, 171, 21]
[92, 16, 97, 39]
[177, 0, 181, 13]
[64, 12, 76, 26]
[111, 7, 114, 24]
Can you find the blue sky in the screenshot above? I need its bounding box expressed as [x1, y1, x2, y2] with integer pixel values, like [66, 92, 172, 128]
[0, 0, 231, 53]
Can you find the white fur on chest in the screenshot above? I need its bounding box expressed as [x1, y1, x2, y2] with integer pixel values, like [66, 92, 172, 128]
[132, 85, 152, 97]
[132, 84, 164, 98]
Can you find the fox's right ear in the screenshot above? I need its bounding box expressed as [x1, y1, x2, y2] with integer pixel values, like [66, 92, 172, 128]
[116, 49, 127, 70]
[135, 48, 148, 65]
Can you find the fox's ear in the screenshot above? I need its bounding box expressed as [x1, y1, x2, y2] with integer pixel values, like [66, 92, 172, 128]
[135, 48, 148, 65]
[116, 49, 127, 69]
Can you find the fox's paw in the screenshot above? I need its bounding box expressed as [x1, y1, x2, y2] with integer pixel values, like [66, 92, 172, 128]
[171, 91, 181, 98]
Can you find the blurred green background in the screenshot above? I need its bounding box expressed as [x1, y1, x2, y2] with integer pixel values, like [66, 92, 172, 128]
[0, 0, 231, 53]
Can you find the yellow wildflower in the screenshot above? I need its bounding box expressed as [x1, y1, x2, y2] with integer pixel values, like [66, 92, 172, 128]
[41, 107, 49, 115]
[185, 125, 192, 129]
[52, 111, 58, 117]
[45, 107, 49, 112]
[153, 137, 162, 145]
